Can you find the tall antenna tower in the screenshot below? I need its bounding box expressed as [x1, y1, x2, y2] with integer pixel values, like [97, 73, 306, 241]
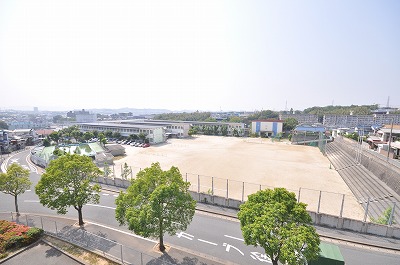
[285, 100, 288, 112]
[386, 96, 390, 108]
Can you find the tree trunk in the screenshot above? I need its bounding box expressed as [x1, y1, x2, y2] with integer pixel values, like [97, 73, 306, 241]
[159, 219, 165, 252]
[14, 195, 20, 216]
[77, 206, 84, 226]
[272, 259, 278, 265]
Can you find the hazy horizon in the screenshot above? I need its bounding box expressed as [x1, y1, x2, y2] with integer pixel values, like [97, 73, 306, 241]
[1, 1, 399, 112]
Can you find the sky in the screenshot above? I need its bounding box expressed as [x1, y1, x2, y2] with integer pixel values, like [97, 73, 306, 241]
[0, 0, 399, 112]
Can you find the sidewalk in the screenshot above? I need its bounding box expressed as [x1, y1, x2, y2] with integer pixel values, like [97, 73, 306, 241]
[0, 212, 229, 265]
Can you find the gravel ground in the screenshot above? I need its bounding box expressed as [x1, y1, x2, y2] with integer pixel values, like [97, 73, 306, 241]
[109, 135, 364, 219]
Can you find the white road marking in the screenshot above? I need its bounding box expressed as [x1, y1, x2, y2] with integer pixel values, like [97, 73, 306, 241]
[223, 243, 244, 255]
[224, 235, 244, 241]
[113, 194, 118, 197]
[26, 190, 31, 192]
[176, 231, 194, 240]
[86, 204, 116, 210]
[102, 193, 110, 196]
[197, 238, 218, 246]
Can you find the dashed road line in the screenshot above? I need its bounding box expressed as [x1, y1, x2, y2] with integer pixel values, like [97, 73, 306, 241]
[102, 193, 110, 196]
[86, 204, 116, 210]
[198, 238, 218, 246]
[224, 235, 244, 241]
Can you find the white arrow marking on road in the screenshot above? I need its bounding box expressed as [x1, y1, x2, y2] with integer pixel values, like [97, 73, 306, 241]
[198, 239, 218, 246]
[224, 235, 244, 241]
[222, 243, 244, 255]
[176, 231, 194, 240]
[250, 252, 272, 263]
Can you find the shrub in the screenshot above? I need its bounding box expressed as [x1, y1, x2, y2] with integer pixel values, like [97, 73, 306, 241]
[0, 220, 43, 253]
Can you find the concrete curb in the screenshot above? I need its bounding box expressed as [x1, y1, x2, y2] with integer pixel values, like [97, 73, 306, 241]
[40, 238, 87, 265]
[0, 239, 42, 264]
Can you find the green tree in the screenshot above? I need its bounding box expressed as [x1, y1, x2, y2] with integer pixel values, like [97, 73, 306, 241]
[138, 132, 147, 142]
[120, 162, 131, 180]
[371, 207, 396, 225]
[0, 120, 8, 130]
[0, 163, 32, 216]
[115, 162, 196, 252]
[35, 154, 101, 225]
[103, 162, 112, 178]
[43, 137, 51, 147]
[283, 118, 299, 132]
[229, 116, 242, 123]
[104, 130, 113, 138]
[112, 131, 122, 139]
[238, 188, 320, 265]
[49, 132, 60, 144]
[83, 131, 94, 141]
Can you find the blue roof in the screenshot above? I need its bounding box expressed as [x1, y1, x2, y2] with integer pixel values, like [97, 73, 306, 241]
[295, 124, 325, 132]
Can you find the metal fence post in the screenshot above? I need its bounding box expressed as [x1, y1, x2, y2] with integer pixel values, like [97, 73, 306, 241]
[11, 212, 13, 222]
[41, 217, 44, 230]
[259, 184, 261, 191]
[120, 244, 123, 264]
[55, 221, 58, 235]
[317, 191, 322, 213]
[185, 173, 188, 182]
[242, 182, 245, 202]
[298, 188, 301, 203]
[388, 202, 396, 226]
[212, 177, 214, 195]
[340, 194, 345, 218]
[226, 179, 229, 198]
[363, 198, 370, 222]
[130, 166, 133, 179]
[197, 175, 200, 193]
[25, 215, 28, 226]
[141, 252, 143, 265]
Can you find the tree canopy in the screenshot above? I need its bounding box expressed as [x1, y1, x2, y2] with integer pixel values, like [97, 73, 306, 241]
[115, 162, 196, 252]
[283, 117, 299, 132]
[0, 163, 32, 216]
[238, 188, 320, 265]
[0, 120, 8, 130]
[35, 154, 101, 225]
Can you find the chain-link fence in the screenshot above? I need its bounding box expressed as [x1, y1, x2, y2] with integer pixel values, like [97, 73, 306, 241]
[1, 212, 175, 265]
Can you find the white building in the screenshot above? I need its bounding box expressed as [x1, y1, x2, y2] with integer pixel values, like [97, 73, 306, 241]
[78, 122, 165, 144]
[251, 119, 283, 137]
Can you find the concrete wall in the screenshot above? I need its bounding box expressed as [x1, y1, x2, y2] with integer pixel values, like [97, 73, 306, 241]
[189, 190, 400, 239]
[92, 178, 400, 240]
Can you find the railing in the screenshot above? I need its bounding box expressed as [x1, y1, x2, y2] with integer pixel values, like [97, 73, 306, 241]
[1, 212, 174, 265]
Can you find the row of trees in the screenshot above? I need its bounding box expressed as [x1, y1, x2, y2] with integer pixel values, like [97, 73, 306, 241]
[1, 155, 323, 264]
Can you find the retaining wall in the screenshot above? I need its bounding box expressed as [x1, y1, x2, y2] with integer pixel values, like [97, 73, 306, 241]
[188, 190, 400, 240]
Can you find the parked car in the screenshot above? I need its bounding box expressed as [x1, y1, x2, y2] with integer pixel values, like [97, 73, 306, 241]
[143, 143, 150, 148]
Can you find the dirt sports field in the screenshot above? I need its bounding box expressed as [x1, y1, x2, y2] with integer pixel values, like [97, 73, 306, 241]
[112, 135, 365, 219]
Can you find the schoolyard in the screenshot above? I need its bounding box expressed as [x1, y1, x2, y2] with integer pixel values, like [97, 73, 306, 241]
[111, 135, 365, 219]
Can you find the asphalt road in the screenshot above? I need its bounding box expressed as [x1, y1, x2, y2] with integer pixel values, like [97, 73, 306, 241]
[1, 149, 400, 265]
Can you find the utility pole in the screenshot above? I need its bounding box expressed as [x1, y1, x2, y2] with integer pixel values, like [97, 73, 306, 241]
[387, 118, 394, 162]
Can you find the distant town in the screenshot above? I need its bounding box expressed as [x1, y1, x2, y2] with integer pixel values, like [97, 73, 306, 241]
[1, 104, 400, 160]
